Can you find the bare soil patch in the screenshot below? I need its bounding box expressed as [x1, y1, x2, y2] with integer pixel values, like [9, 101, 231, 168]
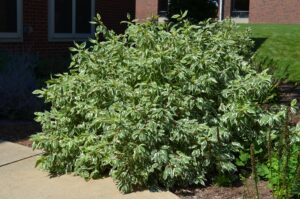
[176, 181, 273, 199]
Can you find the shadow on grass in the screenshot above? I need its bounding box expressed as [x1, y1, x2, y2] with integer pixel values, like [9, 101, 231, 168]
[252, 56, 300, 106]
[252, 37, 267, 52]
[253, 56, 289, 82]
[250, 37, 289, 81]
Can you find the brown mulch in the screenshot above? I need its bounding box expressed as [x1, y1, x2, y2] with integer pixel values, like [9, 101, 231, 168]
[0, 120, 40, 147]
[278, 83, 300, 105]
[278, 84, 300, 125]
[176, 181, 273, 199]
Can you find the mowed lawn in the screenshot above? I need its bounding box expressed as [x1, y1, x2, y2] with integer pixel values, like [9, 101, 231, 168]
[238, 24, 300, 82]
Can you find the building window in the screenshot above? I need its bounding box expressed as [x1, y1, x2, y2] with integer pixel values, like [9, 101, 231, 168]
[0, 0, 23, 41]
[158, 0, 169, 17]
[232, 0, 249, 18]
[48, 0, 95, 41]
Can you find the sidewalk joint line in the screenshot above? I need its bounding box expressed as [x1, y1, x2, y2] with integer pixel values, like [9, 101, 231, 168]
[0, 153, 43, 168]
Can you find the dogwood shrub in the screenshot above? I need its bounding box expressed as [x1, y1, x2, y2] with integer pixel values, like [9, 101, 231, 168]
[32, 15, 282, 193]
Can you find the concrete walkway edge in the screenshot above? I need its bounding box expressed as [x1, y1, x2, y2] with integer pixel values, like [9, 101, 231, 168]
[0, 141, 179, 199]
[0, 140, 42, 166]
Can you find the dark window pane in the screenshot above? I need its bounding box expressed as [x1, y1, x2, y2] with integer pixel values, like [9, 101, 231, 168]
[232, 0, 249, 11]
[159, 0, 168, 13]
[76, 0, 91, 34]
[0, 0, 17, 32]
[55, 0, 72, 33]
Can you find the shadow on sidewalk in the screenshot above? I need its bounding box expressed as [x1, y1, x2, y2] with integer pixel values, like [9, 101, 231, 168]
[0, 120, 40, 147]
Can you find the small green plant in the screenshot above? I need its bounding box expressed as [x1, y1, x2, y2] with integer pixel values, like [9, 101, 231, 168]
[31, 14, 298, 193]
[256, 100, 300, 199]
[236, 145, 262, 199]
[258, 144, 300, 198]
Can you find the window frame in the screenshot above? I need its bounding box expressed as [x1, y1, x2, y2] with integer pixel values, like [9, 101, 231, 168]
[0, 0, 23, 42]
[48, 0, 95, 42]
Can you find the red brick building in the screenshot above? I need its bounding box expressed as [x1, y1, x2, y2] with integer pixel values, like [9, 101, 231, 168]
[221, 0, 300, 24]
[0, 0, 165, 56]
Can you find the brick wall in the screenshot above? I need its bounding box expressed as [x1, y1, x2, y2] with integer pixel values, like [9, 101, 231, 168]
[135, 0, 158, 21]
[0, 0, 135, 57]
[223, 0, 232, 18]
[250, 0, 300, 24]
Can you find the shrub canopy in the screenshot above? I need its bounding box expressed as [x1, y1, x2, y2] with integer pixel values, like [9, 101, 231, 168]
[32, 16, 295, 193]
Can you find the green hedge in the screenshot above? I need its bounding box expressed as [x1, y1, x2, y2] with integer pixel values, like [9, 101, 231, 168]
[31, 15, 294, 193]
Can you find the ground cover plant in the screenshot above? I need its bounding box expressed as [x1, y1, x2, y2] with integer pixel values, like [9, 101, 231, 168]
[235, 101, 300, 198]
[31, 14, 300, 195]
[239, 24, 300, 82]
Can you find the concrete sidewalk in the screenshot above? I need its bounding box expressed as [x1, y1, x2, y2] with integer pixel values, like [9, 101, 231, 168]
[0, 141, 179, 199]
[0, 140, 42, 166]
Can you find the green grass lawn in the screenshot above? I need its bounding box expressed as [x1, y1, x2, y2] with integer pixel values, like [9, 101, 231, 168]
[238, 24, 300, 82]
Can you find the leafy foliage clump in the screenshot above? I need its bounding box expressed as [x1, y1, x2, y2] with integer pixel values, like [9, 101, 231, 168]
[32, 16, 292, 193]
[234, 100, 300, 198]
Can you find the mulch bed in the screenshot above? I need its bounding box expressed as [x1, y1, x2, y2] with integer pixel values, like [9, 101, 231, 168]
[278, 83, 300, 105]
[176, 181, 273, 199]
